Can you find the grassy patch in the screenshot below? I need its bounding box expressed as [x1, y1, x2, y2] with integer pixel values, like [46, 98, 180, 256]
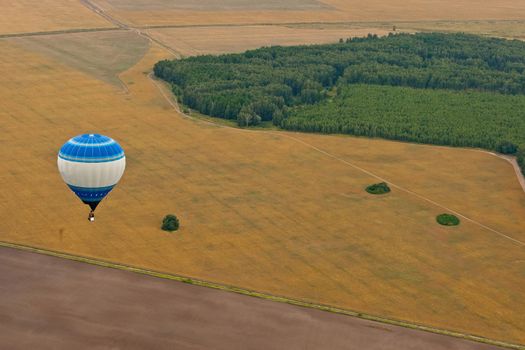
[12, 30, 149, 86]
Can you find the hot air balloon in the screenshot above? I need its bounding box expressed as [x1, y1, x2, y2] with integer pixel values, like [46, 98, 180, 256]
[57, 134, 126, 221]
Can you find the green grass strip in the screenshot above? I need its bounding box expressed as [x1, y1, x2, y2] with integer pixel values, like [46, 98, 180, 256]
[0, 240, 523, 350]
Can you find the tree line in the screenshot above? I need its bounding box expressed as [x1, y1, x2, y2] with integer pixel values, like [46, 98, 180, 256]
[154, 32, 525, 174]
[283, 84, 525, 151]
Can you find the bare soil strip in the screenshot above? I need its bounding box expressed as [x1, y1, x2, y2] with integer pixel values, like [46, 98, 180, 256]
[0, 243, 515, 350]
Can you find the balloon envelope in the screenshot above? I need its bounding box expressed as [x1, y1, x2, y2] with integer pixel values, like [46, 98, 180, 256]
[57, 134, 125, 211]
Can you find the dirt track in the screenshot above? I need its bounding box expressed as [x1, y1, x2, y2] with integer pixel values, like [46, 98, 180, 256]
[0, 246, 504, 350]
[495, 153, 525, 193]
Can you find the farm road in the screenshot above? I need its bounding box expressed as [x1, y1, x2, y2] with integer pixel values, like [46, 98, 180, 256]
[0, 246, 506, 350]
[491, 153, 525, 192]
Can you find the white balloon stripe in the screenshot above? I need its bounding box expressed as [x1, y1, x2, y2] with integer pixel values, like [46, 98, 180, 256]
[57, 157, 126, 188]
[68, 139, 116, 147]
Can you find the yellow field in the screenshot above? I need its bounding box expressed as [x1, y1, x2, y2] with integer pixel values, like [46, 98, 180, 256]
[326, 0, 525, 21]
[147, 25, 390, 56]
[287, 20, 525, 40]
[3, 0, 525, 346]
[93, 0, 525, 27]
[144, 20, 525, 58]
[1, 33, 525, 346]
[0, 0, 114, 35]
[398, 20, 525, 40]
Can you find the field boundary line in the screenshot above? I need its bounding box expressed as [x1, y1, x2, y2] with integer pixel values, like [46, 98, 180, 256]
[0, 240, 523, 350]
[79, 0, 128, 29]
[275, 133, 525, 247]
[0, 27, 122, 39]
[79, 0, 181, 57]
[137, 21, 380, 30]
[149, 74, 525, 247]
[131, 19, 525, 30]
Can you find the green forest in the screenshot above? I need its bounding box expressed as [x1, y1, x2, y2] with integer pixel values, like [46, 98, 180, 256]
[154, 32, 525, 173]
[283, 84, 525, 150]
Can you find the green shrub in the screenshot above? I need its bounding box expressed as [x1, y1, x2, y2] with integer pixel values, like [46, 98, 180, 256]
[161, 214, 180, 232]
[496, 141, 518, 154]
[365, 182, 391, 195]
[436, 213, 460, 226]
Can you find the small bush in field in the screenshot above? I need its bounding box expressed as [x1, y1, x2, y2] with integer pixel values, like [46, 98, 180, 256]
[162, 214, 180, 232]
[436, 214, 460, 226]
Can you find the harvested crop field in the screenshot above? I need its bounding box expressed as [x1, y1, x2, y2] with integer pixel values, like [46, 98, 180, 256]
[1, 35, 525, 346]
[324, 0, 525, 21]
[382, 20, 525, 39]
[0, 246, 504, 350]
[285, 20, 525, 41]
[102, 0, 330, 11]
[0, 0, 113, 35]
[10, 30, 150, 86]
[146, 25, 390, 56]
[93, 0, 525, 27]
[3, 0, 525, 347]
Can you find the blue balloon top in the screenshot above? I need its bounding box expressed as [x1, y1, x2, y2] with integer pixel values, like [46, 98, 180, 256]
[58, 134, 125, 163]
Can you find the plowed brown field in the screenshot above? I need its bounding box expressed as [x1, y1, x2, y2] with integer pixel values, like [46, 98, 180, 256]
[0, 246, 504, 350]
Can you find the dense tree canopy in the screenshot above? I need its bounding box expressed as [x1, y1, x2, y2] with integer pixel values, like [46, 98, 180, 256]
[155, 32, 525, 174]
[283, 84, 525, 150]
